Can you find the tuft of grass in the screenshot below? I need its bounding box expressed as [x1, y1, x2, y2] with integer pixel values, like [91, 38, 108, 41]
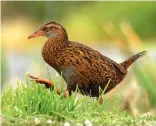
[1, 73, 156, 125]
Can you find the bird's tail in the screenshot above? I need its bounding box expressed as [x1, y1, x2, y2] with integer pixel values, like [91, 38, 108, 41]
[120, 51, 147, 70]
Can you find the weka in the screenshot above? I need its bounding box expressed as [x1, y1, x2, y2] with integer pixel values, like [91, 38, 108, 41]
[28, 21, 146, 98]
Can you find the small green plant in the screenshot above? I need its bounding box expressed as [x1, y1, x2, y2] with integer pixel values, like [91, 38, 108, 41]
[1, 73, 156, 125]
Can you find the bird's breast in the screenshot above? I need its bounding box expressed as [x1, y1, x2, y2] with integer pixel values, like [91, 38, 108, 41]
[41, 42, 63, 67]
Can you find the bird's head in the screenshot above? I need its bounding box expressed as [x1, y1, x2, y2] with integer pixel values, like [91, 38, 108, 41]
[28, 21, 68, 40]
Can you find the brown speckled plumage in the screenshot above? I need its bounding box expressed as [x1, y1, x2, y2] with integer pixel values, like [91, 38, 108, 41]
[28, 21, 146, 98]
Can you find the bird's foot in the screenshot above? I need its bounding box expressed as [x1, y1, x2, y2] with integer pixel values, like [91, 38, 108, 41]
[96, 97, 103, 105]
[28, 74, 68, 97]
[28, 74, 54, 88]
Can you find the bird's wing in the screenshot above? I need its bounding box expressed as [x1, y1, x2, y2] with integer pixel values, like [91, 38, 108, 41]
[69, 41, 126, 75]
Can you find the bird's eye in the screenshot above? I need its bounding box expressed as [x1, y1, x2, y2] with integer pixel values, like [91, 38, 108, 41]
[42, 27, 48, 31]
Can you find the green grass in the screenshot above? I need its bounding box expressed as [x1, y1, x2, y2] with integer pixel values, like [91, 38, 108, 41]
[1, 74, 156, 126]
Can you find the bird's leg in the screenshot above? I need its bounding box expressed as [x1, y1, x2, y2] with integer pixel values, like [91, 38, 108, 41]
[55, 88, 69, 98]
[96, 97, 104, 105]
[29, 74, 68, 97]
[29, 74, 54, 88]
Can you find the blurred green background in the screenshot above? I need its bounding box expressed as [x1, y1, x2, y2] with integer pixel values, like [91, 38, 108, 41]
[1, 1, 156, 115]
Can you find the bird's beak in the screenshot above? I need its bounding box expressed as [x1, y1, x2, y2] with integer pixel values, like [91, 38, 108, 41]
[28, 29, 45, 39]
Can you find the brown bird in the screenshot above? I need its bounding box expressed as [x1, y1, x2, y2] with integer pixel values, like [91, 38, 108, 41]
[28, 21, 146, 102]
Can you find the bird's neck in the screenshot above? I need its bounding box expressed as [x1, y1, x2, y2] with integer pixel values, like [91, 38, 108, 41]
[47, 30, 68, 46]
[48, 36, 68, 47]
[41, 34, 69, 67]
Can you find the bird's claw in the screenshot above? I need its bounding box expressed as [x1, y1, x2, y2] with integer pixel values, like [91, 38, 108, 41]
[28, 74, 54, 88]
[29, 74, 40, 82]
[28, 74, 68, 97]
